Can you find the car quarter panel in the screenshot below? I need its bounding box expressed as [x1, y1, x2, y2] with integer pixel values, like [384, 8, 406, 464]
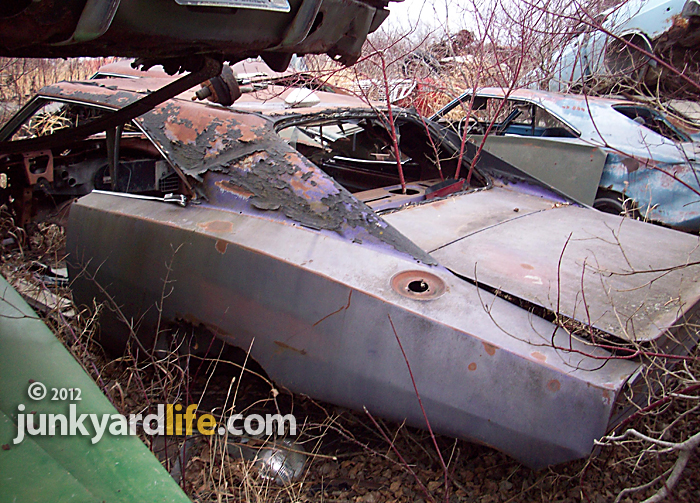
[68, 192, 641, 469]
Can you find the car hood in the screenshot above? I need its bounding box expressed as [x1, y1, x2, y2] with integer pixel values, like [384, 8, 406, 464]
[383, 185, 700, 344]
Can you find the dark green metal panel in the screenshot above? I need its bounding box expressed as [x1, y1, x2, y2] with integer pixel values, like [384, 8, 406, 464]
[469, 134, 607, 206]
[0, 277, 190, 503]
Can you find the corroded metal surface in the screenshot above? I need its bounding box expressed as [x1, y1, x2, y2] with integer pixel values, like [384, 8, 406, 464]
[383, 186, 700, 343]
[0, 58, 222, 155]
[44, 78, 699, 470]
[0, 0, 392, 68]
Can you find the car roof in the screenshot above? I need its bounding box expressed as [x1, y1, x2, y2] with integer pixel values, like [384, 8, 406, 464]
[473, 87, 632, 107]
[95, 59, 302, 82]
[39, 77, 377, 118]
[451, 87, 692, 162]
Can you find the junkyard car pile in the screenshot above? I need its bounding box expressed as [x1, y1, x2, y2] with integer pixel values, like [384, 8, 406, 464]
[432, 87, 700, 232]
[0, 70, 699, 470]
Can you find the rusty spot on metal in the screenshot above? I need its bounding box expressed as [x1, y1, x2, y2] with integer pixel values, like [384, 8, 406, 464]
[235, 151, 269, 172]
[199, 220, 233, 233]
[283, 152, 304, 165]
[521, 263, 534, 270]
[428, 199, 449, 209]
[468, 362, 477, 371]
[483, 342, 497, 356]
[231, 121, 257, 143]
[215, 240, 228, 254]
[164, 120, 197, 145]
[531, 351, 546, 362]
[215, 180, 254, 198]
[547, 380, 561, 392]
[313, 291, 352, 327]
[274, 341, 307, 355]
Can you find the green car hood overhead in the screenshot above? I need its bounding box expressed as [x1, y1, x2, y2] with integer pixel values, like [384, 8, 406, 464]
[384, 186, 700, 344]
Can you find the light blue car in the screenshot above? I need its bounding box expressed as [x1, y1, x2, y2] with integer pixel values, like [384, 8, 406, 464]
[431, 87, 700, 232]
[546, 0, 699, 92]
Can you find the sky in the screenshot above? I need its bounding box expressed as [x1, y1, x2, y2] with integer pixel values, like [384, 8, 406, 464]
[385, 0, 463, 32]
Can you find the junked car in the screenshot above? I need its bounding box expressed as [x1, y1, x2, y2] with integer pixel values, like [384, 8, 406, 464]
[93, 58, 350, 95]
[0, 0, 393, 71]
[1, 76, 699, 470]
[547, 0, 700, 93]
[431, 87, 700, 232]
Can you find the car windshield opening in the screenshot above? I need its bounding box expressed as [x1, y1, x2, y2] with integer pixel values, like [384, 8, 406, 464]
[0, 99, 185, 225]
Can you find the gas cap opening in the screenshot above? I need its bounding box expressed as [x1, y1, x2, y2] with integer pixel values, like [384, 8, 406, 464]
[391, 271, 446, 300]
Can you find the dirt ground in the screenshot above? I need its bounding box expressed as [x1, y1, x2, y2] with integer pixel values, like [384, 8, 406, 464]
[2, 220, 699, 503]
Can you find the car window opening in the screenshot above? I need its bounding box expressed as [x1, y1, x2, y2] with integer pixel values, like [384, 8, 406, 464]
[612, 105, 690, 143]
[0, 99, 186, 225]
[278, 116, 486, 212]
[437, 96, 578, 139]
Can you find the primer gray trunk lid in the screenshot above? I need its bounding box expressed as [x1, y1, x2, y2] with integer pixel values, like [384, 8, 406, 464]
[384, 186, 700, 343]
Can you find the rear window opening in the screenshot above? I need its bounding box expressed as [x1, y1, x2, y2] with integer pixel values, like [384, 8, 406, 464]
[277, 115, 486, 212]
[613, 105, 690, 143]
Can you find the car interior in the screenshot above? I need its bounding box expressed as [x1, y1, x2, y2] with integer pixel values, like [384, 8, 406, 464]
[0, 100, 488, 224]
[277, 115, 487, 212]
[0, 99, 183, 225]
[436, 96, 579, 139]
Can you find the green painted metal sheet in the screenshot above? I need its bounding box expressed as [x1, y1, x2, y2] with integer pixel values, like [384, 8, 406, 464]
[468, 134, 607, 206]
[0, 276, 190, 503]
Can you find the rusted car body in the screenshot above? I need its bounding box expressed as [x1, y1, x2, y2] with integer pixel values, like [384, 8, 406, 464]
[2, 76, 699, 470]
[93, 58, 350, 95]
[431, 87, 700, 232]
[0, 0, 391, 70]
[547, 0, 700, 93]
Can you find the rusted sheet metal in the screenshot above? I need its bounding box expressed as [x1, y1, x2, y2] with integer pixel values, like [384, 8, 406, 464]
[135, 101, 435, 263]
[0, 61, 223, 155]
[0, 0, 392, 68]
[137, 100, 269, 175]
[39, 81, 144, 108]
[385, 187, 700, 343]
[95, 58, 354, 95]
[3, 80, 433, 263]
[68, 191, 643, 469]
[89, 69, 376, 114]
[600, 153, 700, 232]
